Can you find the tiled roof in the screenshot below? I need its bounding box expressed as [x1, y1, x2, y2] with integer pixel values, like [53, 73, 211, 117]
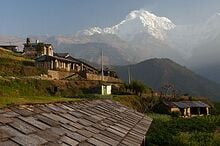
[0, 100, 152, 146]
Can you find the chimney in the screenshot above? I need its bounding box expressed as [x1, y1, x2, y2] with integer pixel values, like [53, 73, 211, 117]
[26, 38, 30, 45]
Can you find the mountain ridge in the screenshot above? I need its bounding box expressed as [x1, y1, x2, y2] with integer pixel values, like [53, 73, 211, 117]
[115, 58, 220, 101]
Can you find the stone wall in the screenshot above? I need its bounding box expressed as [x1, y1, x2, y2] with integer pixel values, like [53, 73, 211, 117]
[48, 70, 74, 80]
[86, 73, 122, 83]
[48, 70, 122, 83]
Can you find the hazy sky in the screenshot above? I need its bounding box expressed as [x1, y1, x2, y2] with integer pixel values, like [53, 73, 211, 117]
[0, 0, 220, 35]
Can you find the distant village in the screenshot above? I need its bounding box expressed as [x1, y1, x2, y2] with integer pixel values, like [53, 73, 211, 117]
[0, 38, 119, 81]
[0, 38, 123, 96]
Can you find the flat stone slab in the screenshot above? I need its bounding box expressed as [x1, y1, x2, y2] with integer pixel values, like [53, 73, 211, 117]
[12, 134, 47, 146]
[35, 115, 60, 127]
[0, 140, 20, 146]
[61, 135, 79, 146]
[19, 116, 50, 130]
[66, 132, 87, 142]
[0, 129, 11, 141]
[0, 116, 13, 124]
[87, 138, 110, 146]
[9, 118, 37, 134]
[10, 107, 33, 117]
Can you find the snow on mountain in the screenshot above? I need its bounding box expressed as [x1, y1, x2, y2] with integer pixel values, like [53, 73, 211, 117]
[77, 10, 175, 41]
[200, 13, 220, 40]
[167, 12, 220, 59]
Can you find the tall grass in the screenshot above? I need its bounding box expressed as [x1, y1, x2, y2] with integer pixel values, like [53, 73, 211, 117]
[0, 78, 81, 107]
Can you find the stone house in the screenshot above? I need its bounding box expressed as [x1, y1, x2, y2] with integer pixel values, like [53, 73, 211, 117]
[54, 53, 98, 74]
[163, 101, 210, 117]
[25, 37, 99, 75]
[35, 53, 98, 74]
[23, 38, 53, 58]
[24, 38, 119, 80]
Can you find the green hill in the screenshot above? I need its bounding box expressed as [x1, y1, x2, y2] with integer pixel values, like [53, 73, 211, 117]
[115, 58, 220, 101]
[0, 48, 79, 107]
[0, 47, 46, 77]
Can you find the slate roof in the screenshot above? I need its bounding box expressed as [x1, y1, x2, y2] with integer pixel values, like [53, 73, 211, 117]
[0, 100, 152, 146]
[164, 101, 210, 109]
[35, 55, 79, 64]
[54, 53, 70, 58]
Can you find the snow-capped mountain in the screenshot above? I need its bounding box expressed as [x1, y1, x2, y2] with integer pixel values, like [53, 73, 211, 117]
[78, 10, 175, 41]
[74, 10, 220, 84]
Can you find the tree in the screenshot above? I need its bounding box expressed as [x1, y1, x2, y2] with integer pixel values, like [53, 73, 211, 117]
[130, 80, 147, 96]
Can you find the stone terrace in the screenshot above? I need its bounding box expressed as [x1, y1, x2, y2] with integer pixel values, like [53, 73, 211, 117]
[0, 100, 152, 146]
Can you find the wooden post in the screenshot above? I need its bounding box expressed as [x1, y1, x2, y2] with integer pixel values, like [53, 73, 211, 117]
[101, 48, 104, 81]
[187, 108, 191, 117]
[128, 66, 131, 84]
[197, 107, 201, 115]
[206, 107, 209, 115]
[50, 60, 54, 69]
[184, 108, 187, 117]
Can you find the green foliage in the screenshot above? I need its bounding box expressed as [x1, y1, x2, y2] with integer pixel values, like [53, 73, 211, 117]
[171, 111, 181, 117]
[127, 80, 150, 96]
[112, 95, 160, 113]
[0, 79, 49, 97]
[147, 117, 177, 145]
[0, 78, 81, 107]
[0, 48, 46, 77]
[153, 102, 170, 114]
[148, 113, 172, 122]
[140, 96, 160, 113]
[0, 78, 83, 107]
[211, 102, 220, 115]
[113, 95, 145, 112]
[76, 94, 101, 99]
[147, 114, 220, 146]
[171, 132, 220, 146]
[174, 116, 219, 132]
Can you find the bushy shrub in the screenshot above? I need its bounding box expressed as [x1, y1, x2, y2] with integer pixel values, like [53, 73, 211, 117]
[125, 80, 151, 96]
[171, 111, 181, 117]
[76, 94, 100, 99]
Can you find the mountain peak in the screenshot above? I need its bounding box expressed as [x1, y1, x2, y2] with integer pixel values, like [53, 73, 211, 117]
[126, 10, 156, 19]
[126, 9, 173, 26]
[77, 9, 175, 41]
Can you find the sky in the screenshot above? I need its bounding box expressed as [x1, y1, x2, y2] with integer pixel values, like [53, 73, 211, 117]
[0, 0, 220, 36]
